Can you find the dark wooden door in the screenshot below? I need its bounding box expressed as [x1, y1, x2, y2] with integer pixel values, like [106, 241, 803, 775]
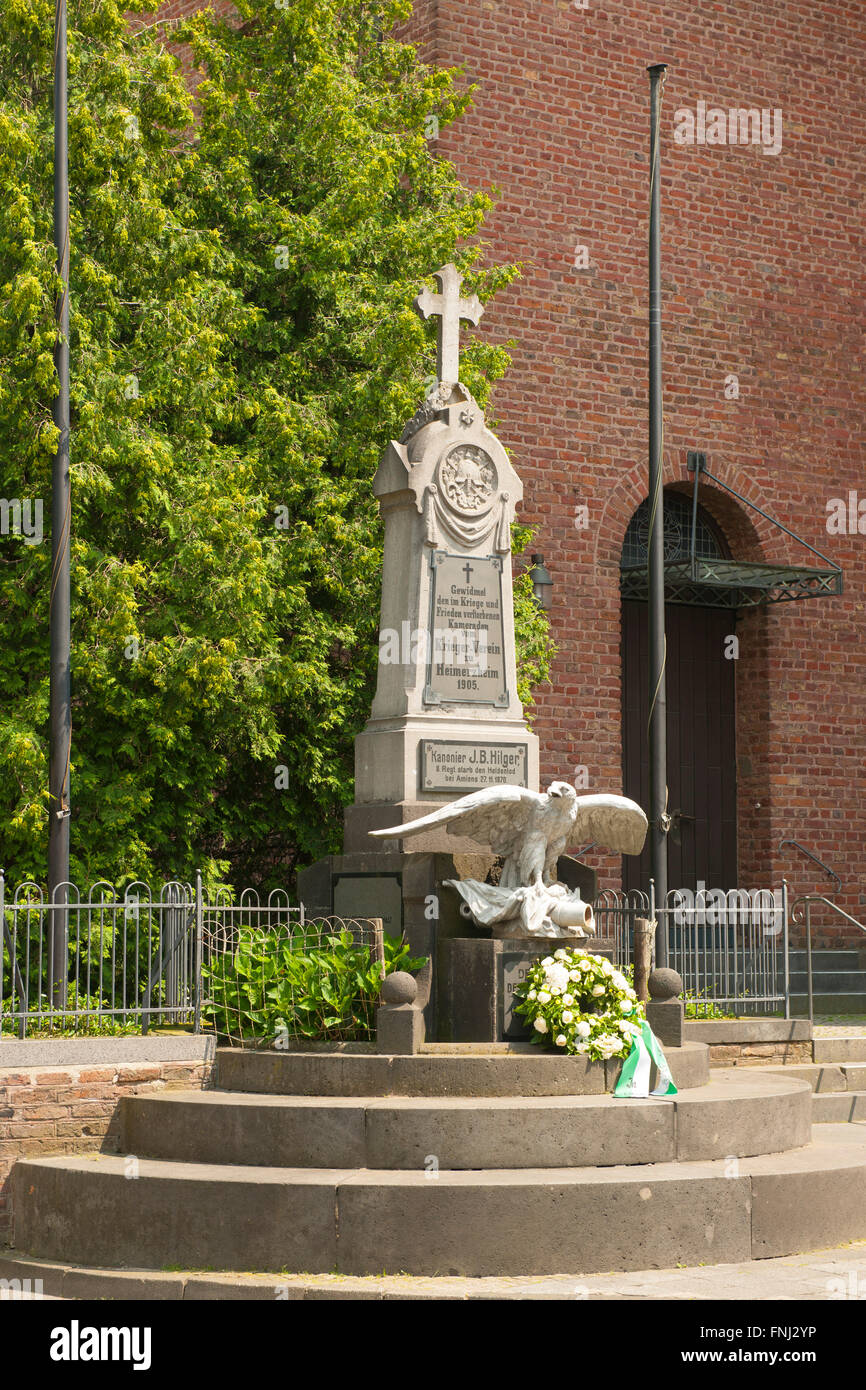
[621, 600, 738, 892]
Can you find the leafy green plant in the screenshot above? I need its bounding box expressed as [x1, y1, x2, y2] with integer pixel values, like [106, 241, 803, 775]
[202, 928, 426, 1045]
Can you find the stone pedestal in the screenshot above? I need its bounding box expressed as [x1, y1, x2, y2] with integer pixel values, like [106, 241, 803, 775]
[442, 937, 617, 1043]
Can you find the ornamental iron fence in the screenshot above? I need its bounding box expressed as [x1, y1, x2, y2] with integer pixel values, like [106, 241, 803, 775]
[0, 872, 381, 1041]
[592, 883, 790, 1018]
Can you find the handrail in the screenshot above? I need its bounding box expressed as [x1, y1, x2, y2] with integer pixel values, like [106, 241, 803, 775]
[790, 895, 866, 1024]
[780, 841, 842, 896]
[791, 895, 866, 933]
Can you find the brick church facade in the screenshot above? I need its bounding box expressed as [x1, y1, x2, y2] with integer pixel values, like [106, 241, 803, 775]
[160, 2, 864, 942]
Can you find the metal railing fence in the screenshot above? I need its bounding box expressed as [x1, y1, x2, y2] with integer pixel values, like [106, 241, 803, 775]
[201, 916, 385, 1048]
[659, 884, 789, 1017]
[591, 883, 790, 1017]
[0, 872, 375, 1039]
[591, 888, 651, 970]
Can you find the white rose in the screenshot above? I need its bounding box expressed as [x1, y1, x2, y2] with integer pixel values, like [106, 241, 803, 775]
[534, 1017, 549, 1034]
[554, 948, 568, 960]
[575, 1042, 588, 1054]
[576, 1020, 591, 1038]
[544, 963, 570, 991]
[562, 994, 574, 1007]
[561, 1010, 573, 1024]
[527, 989, 537, 1000]
[555, 1034, 567, 1047]
[612, 972, 629, 990]
[620, 1000, 632, 1014]
[537, 991, 551, 1004]
[568, 970, 580, 981]
[541, 956, 554, 966]
[601, 960, 614, 976]
[592, 984, 605, 997]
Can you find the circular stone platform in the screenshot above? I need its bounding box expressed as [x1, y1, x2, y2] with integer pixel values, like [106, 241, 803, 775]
[213, 1041, 710, 1097]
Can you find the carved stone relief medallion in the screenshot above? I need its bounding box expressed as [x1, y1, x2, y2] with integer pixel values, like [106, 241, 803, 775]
[438, 444, 498, 515]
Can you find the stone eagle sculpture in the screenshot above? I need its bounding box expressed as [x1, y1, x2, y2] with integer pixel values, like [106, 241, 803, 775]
[369, 782, 648, 939]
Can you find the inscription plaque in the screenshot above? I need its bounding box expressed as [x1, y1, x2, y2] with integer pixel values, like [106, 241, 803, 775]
[500, 950, 547, 1039]
[332, 874, 403, 936]
[420, 739, 528, 793]
[424, 551, 508, 706]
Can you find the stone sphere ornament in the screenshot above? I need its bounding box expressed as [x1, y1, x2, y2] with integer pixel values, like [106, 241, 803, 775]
[648, 967, 684, 1001]
[381, 972, 418, 1006]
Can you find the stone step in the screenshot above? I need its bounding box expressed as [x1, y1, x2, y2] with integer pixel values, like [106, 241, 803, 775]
[765, 1064, 848, 1093]
[765, 1063, 866, 1093]
[813, 1037, 866, 1063]
[788, 950, 863, 969]
[212, 1043, 709, 1097]
[789, 972, 866, 992]
[812, 1092, 866, 1124]
[791, 995, 866, 1014]
[120, 1071, 811, 1170]
[12, 1126, 866, 1276]
[5, 1243, 866, 1301]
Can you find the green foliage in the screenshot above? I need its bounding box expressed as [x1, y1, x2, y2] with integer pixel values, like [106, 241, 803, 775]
[512, 524, 555, 712]
[202, 927, 427, 1044]
[683, 989, 737, 1020]
[0, 983, 142, 1038]
[0, 0, 552, 891]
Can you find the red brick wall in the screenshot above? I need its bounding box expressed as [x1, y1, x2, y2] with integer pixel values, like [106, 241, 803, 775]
[403, 0, 866, 946]
[0, 1061, 213, 1247]
[160, 2, 866, 945]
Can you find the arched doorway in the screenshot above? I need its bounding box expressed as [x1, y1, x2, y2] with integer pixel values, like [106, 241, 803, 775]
[620, 492, 738, 893]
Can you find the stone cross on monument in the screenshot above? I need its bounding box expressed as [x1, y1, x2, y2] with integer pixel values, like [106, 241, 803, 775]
[413, 264, 484, 385]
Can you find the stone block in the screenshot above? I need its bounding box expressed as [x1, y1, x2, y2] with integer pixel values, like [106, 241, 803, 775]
[646, 999, 685, 1049]
[12, 1156, 342, 1273]
[376, 1004, 425, 1055]
[335, 1168, 753, 1276]
[443, 936, 614, 1043]
[363, 1095, 676, 1169]
[121, 1093, 368, 1169]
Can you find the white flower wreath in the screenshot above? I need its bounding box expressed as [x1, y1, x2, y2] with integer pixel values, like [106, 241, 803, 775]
[514, 948, 645, 1061]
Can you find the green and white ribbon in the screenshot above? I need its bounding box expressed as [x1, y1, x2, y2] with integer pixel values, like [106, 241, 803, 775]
[613, 1020, 677, 1098]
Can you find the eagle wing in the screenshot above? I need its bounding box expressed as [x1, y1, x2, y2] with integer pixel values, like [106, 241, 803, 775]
[569, 794, 648, 855]
[368, 784, 546, 859]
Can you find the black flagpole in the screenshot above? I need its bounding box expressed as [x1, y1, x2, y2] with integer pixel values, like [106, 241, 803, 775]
[647, 63, 669, 965]
[48, 0, 71, 1005]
